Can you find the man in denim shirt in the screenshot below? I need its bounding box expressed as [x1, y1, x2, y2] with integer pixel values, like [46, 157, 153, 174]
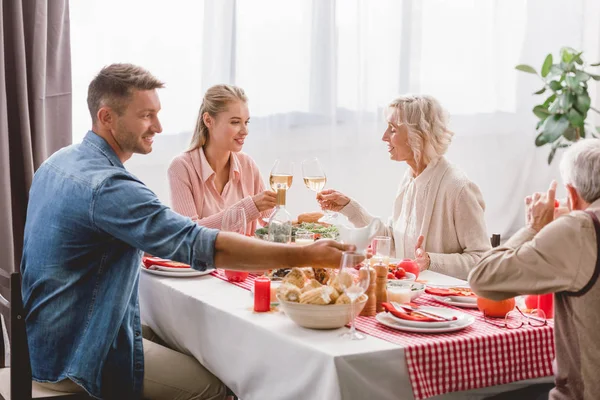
[21, 64, 354, 400]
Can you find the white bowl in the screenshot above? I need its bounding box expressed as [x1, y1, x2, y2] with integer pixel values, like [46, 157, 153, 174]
[387, 281, 425, 301]
[277, 296, 368, 329]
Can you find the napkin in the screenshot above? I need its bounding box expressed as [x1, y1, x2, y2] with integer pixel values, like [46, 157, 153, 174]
[425, 287, 476, 297]
[142, 257, 191, 269]
[381, 302, 456, 322]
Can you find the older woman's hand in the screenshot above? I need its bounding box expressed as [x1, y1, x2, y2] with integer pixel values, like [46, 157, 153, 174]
[316, 189, 351, 212]
[414, 235, 430, 271]
[524, 180, 557, 232]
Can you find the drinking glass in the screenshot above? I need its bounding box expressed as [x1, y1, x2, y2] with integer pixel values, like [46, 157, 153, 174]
[222, 207, 247, 235]
[269, 159, 294, 191]
[371, 236, 391, 266]
[294, 230, 315, 245]
[301, 157, 336, 223]
[337, 252, 370, 340]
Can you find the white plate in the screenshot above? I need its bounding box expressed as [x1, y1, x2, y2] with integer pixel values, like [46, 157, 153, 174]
[153, 265, 193, 273]
[431, 295, 479, 309]
[385, 306, 468, 328]
[376, 311, 475, 333]
[448, 295, 477, 304]
[140, 265, 212, 278]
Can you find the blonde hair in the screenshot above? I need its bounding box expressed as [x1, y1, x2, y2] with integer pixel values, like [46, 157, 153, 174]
[188, 84, 248, 151]
[87, 63, 165, 124]
[387, 95, 454, 165]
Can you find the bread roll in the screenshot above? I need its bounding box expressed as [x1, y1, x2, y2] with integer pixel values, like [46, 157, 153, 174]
[297, 212, 324, 224]
[282, 267, 307, 288]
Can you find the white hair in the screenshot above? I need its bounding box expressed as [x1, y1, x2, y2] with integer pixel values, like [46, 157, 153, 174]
[559, 138, 600, 203]
[386, 94, 454, 165]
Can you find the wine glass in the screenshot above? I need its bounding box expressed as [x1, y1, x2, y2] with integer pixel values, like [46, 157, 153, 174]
[301, 157, 336, 223]
[269, 159, 294, 191]
[337, 251, 370, 340]
[222, 207, 247, 235]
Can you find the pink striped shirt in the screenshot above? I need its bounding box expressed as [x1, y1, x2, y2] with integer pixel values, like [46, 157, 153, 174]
[167, 148, 270, 234]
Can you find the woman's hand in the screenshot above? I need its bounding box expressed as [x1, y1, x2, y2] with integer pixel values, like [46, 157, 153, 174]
[316, 189, 351, 212]
[252, 190, 277, 212]
[524, 181, 557, 232]
[414, 235, 430, 271]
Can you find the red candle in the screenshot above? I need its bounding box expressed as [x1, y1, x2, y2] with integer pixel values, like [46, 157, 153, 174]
[538, 293, 554, 319]
[254, 276, 271, 312]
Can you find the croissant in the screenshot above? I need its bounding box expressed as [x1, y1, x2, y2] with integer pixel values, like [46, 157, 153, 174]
[283, 267, 307, 288]
[277, 283, 302, 302]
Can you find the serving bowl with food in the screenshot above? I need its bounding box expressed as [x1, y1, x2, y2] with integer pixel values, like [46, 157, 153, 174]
[275, 267, 368, 329]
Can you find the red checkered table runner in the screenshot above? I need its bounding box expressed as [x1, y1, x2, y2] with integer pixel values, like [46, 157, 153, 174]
[210, 271, 555, 399]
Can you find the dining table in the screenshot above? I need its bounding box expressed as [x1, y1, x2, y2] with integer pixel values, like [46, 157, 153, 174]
[139, 268, 554, 400]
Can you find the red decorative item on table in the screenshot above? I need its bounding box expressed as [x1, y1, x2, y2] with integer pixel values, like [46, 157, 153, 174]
[254, 276, 271, 312]
[537, 293, 554, 318]
[396, 259, 419, 279]
[224, 270, 249, 282]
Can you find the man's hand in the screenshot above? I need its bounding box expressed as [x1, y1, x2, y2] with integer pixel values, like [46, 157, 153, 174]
[525, 180, 557, 232]
[303, 239, 360, 269]
[414, 235, 430, 271]
[252, 190, 277, 212]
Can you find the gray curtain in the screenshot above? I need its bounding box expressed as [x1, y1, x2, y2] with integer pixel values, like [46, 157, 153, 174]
[0, 0, 72, 281]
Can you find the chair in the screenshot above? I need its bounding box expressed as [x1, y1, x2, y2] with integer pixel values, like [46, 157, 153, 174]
[0, 271, 92, 400]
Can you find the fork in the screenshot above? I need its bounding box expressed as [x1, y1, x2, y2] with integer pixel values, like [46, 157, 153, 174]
[391, 302, 456, 322]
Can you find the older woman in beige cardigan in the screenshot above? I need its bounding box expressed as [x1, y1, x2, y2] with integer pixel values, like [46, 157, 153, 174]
[317, 95, 490, 279]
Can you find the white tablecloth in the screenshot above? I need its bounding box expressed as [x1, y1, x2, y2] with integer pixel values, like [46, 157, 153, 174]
[139, 270, 553, 400]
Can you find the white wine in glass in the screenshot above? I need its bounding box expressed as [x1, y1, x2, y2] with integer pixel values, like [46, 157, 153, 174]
[269, 159, 294, 191]
[301, 157, 337, 223]
[269, 174, 293, 191]
[303, 176, 327, 192]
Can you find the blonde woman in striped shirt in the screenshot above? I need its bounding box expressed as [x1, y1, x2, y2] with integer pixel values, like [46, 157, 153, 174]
[168, 85, 275, 234]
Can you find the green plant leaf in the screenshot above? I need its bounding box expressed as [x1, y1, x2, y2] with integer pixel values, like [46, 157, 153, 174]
[561, 47, 576, 63]
[532, 105, 551, 119]
[575, 71, 590, 81]
[574, 92, 591, 114]
[547, 147, 557, 164]
[535, 132, 549, 147]
[567, 108, 585, 127]
[566, 75, 580, 88]
[533, 87, 546, 95]
[549, 65, 563, 76]
[559, 93, 574, 110]
[549, 80, 563, 91]
[589, 73, 600, 81]
[549, 100, 561, 113]
[515, 64, 537, 74]
[543, 94, 557, 107]
[590, 62, 600, 67]
[541, 54, 553, 77]
[542, 115, 570, 143]
[596, 126, 600, 134]
[563, 127, 578, 141]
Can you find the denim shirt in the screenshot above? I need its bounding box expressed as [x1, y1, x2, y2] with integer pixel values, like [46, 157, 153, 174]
[21, 131, 219, 399]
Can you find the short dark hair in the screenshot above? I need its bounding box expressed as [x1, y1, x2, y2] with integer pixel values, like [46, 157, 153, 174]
[87, 63, 165, 123]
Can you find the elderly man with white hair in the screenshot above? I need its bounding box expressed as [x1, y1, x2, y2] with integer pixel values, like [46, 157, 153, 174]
[318, 94, 491, 279]
[469, 138, 600, 400]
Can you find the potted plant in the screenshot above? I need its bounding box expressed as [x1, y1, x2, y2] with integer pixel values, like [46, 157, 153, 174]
[516, 47, 600, 163]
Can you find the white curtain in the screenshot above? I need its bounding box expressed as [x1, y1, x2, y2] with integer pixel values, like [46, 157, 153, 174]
[70, 0, 600, 238]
